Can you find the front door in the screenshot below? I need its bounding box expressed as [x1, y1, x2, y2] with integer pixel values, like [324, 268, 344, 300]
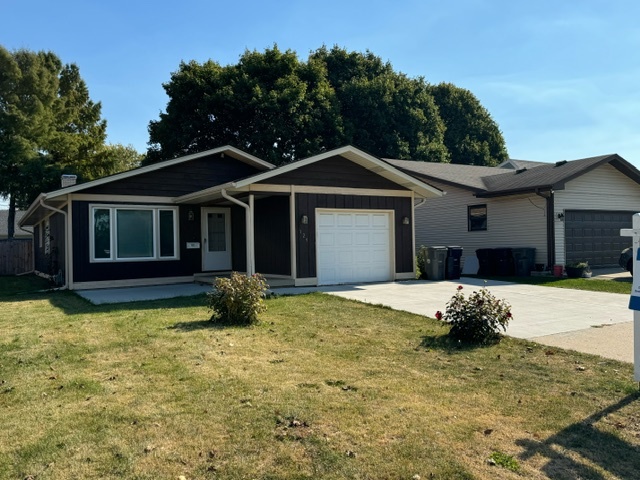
[202, 207, 232, 271]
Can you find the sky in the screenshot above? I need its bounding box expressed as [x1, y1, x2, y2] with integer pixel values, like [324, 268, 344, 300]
[2, 0, 639, 207]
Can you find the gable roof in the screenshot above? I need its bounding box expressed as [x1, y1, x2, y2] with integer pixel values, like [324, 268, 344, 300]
[19, 146, 276, 226]
[42, 145, 275, 201]
[388, 154, 640, 198]
[20, 145, 443, 226]
[174, 146, 444, 204]
[386, 159, 510, 191]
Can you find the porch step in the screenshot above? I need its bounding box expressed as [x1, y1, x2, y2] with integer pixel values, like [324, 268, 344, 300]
[194, 274, 294, 288]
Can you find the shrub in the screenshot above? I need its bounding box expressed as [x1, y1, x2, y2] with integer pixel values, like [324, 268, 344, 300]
[436, 285, 512, 344]
[207, 272, 269, 325]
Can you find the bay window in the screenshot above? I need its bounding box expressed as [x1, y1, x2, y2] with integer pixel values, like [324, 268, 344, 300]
[90, 205, 178, 261]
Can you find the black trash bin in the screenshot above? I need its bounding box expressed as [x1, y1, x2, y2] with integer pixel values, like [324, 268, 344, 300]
[512, 248, 536, 277]
[492, 248, 515, 276]
[476, 248, 493, 276]
[446, 246, 464, 279]
[424, 246, 448, 280]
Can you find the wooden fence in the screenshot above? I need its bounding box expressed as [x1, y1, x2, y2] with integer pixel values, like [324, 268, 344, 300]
[0, 239, 34, 276]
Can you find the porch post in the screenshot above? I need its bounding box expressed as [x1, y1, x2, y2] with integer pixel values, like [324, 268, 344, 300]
[290, 185, 297, 280]
[248, 194, 255, 275]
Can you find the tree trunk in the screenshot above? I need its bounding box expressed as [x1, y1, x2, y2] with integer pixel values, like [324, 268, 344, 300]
[7, 195, 16, 239]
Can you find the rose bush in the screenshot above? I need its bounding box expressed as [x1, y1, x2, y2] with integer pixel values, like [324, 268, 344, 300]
[436, 285, 512, 344]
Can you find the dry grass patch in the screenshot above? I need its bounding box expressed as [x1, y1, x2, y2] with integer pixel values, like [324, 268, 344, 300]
[1, 285, 639, 479]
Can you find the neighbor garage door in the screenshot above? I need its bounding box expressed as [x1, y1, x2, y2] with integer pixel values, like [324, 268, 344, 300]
[316, 210, 392, 285]
[565, 210, 634, 266]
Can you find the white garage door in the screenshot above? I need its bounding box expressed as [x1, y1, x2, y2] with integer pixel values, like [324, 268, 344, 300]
[316, 210, 393, 285]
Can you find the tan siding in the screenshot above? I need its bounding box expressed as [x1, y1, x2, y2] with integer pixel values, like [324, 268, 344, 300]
[554, 164, 640, 264]
[416, 181, 548, 266]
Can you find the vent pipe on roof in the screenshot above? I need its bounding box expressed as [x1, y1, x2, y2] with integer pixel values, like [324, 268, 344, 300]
[555, 160, 568, 167]
[515, 168, 527, 174]
[61, 175, 77, 188]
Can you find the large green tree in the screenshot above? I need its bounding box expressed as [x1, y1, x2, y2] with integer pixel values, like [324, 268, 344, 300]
[0, 47, 109, 238]
[148, 46, 342, 165]
[428, 83, 508, 166]
[147, 46, 507, 167]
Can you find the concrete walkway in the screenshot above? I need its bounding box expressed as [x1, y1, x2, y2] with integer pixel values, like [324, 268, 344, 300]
[76, 275, 634, 363]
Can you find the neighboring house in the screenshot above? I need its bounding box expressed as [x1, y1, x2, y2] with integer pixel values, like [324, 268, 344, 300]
[0, 210, 33, 239]
[18, 145, 442, 289]
[388, 154, 640, 269]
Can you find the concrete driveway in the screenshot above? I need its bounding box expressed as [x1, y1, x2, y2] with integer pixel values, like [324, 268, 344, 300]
[276, 277, 634, 363]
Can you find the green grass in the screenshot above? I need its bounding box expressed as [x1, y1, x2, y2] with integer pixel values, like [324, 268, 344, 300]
[0, 274, 51, 297]
[1, 282, 640, 478]
[471, 274, 632, 294]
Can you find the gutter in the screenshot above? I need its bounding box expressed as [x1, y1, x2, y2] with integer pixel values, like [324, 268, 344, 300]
[221, 189, 255, 275]
[535, 188, 555, 268]
[38, 198, 69, 290]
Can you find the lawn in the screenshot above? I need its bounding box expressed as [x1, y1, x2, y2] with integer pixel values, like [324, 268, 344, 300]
[470, 274, 632, 295]
[1, 276, 640, 479]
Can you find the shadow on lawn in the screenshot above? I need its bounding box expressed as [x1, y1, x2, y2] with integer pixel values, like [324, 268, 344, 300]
[419, 333, 497, 353]
[40, 290, 207, 315]
[516, 392, 640, 479]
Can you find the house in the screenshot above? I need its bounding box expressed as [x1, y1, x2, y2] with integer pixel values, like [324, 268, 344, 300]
[18, 145, 442, 289]
[388, 154, 640, 270]
[0, 210, 33, 239]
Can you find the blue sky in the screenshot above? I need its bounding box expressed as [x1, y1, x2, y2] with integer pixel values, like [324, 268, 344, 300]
[2, 0, 639, 209]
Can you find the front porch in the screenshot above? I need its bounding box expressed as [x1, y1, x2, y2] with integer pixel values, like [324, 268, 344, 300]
[194, 272, 295, 288]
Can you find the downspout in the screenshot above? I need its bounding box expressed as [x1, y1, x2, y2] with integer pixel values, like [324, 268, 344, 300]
[38, 198, 69, 290]
[536, 188, 555, 269]
[221, 189, 255, 275]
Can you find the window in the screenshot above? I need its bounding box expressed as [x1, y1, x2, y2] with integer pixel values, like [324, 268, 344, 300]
[90, 205, 178, 262]
[468, 204, 487, 231]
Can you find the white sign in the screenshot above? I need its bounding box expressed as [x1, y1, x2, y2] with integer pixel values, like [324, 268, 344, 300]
[620, 213, 640, 381]
[186, 242, 200, 249]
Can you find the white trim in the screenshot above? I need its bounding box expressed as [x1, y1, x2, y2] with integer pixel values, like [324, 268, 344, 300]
[201, 207, 232, 271]
[89, 204, 180, 262]
[294, 277, 318, 287]
[73, 276, 195, 291]
[220, 189, 255, 274]
[43, 146, 274, 201]
[245, 184, 413, 197]
[231, 146, 443, 198]
[411, 190, 416, 276]
[173, 146, 443, 204]
[72, 194, 175, 203]
[290, 185, 297, 280]
[67, 195, 74, 289]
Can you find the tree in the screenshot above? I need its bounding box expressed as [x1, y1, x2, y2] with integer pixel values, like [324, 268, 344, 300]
[428, 83, 508, 166]
[147, 46, 507, 167]
[147, 46, 342, 165]
[310, 46, 449, 162]
[0, 46, 108, 238]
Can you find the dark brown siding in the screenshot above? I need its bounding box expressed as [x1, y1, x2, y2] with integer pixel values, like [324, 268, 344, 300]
[83, 153, 261, 197]
[261, 156, 406, 190]
[72, 201, 200, 283]
[295, 193, 413, 278]
[35, 212, 66, 282]
[254, 196, 290, 275]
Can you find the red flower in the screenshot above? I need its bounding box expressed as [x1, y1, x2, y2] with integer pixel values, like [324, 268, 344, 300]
[507, 312, 512, 318]
[435, 311, 443, 321]
[457, 285, 463, 291]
